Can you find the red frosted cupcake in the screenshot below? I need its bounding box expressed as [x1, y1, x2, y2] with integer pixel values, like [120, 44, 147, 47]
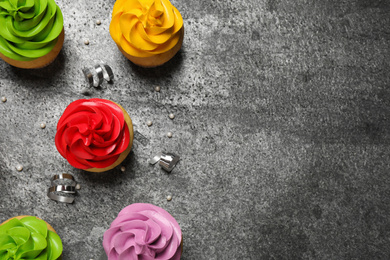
[55, 99, 134, 172]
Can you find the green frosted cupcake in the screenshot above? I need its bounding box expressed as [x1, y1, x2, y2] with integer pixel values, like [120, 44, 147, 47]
[0, 215, 63, 260]
[0, 0, 64, 69]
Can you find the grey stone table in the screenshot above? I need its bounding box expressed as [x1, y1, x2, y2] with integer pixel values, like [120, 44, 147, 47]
[1, 0, 390, 259]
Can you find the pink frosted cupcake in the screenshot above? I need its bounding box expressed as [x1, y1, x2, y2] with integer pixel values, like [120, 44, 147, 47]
[103, 203, 183, 259]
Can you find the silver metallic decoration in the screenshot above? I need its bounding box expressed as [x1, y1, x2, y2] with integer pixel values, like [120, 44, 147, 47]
[149, 152, 180, 172]
[134, 130, 150, 146]
[47, 173, 79, 204]
[48, 185, 76, 193]
[82, 64, 114, 88]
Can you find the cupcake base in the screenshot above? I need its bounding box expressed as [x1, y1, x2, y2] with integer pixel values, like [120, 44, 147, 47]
[85, 101, 134, 173]
[0, 29, 65, 69]
[1, 215, 62, 259]
[118, 27, 184, 68]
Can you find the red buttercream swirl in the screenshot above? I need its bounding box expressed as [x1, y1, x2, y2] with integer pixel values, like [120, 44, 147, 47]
[55, 99, 130, 170]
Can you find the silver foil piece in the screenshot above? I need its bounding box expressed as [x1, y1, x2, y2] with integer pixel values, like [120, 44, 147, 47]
[134, 130, 150, 146]
[48, 173, 78, 204]
[52, 173, 76, 184]
[48, 185, 76, 194]
[82, 64, 114, 88]
[47, 191, 75, 204]
[149, 152, 180, 172]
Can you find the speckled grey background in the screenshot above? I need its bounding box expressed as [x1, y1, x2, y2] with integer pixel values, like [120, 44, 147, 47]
[1, 0, 390, 259]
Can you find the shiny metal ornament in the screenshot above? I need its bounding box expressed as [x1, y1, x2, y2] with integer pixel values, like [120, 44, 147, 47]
[48, 185, 76, 193]
[47, 173, 79, 204]
[134, 130, 150, 146]
[149, 152, 180, 172]
[82, 64, 114, 88]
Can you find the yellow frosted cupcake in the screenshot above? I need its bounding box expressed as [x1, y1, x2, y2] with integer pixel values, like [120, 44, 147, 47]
[110, 0, 184, 68]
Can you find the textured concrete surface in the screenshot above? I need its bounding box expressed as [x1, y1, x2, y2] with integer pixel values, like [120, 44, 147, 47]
[1, 0, 390, 259]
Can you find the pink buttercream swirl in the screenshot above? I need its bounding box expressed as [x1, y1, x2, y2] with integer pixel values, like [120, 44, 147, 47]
[103, 203, 182, 260]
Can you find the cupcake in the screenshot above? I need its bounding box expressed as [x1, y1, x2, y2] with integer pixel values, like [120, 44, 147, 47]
[0, 215, 63, 259]
[103, 203, 183, 259]
[55, 98, 134, 172]
[0, 0, 64, 69]
[110, 0, 184, 68]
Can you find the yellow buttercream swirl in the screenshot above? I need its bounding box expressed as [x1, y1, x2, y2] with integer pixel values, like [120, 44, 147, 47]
[110, 0, 183, 57]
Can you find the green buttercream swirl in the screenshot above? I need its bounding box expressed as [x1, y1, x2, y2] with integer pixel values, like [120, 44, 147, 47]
[0, 217, 63, 260]
[0, 0, 64, 61]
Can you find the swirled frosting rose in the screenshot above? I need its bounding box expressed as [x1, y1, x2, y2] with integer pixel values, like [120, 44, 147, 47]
[110, 0, 183, 57]
[55, 99, 132, 170]
[0, 0, 64, 61]
[103, 203, 182, 260]
[0, 216, 62, 260]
